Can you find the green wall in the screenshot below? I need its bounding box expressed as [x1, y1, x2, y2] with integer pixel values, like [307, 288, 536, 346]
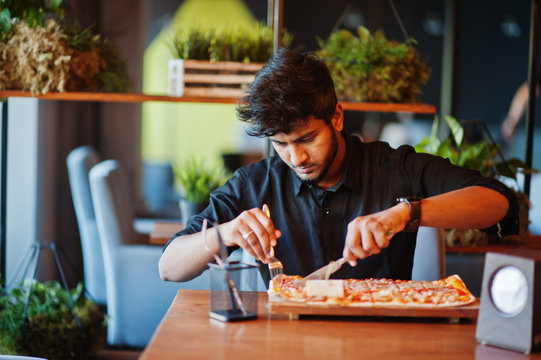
[142, 0, 258, 167]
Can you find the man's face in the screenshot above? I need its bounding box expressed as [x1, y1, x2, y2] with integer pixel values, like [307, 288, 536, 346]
[269, 114, 342, 187]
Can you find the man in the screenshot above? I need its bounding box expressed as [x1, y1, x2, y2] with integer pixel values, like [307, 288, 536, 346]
[501, 80, 536, 142]
[159, 49, 518, 286]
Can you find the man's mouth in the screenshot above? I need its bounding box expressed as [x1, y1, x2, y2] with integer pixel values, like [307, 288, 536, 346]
[296, 165, 316, 174]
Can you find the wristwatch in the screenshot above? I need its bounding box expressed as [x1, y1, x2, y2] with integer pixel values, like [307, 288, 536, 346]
[396, 196, 422, 232]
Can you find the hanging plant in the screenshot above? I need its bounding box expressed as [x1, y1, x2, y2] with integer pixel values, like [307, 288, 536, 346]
[316, 26, 430, 103]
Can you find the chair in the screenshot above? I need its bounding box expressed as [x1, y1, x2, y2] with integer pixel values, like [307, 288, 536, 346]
[67, 146, 106, 306]
[528, 173, 541, 234]
[67, 146, 175, 306]
[89, 159, 209, 348]
[411, 226, 446, 281]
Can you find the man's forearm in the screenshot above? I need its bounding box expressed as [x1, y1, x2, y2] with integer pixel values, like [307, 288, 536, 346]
[158, 231, 219, 282]
[419, 186, 509, 230]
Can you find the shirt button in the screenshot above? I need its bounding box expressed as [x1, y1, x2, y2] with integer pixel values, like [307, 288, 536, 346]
[324, 208, 330, 215]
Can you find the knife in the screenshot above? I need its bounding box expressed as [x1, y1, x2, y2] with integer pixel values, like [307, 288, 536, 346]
[296, 257, 347, 285]
[296, 229, 395, 286]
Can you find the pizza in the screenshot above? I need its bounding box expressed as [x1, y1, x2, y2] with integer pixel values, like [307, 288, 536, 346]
[268, 274, 476, 308]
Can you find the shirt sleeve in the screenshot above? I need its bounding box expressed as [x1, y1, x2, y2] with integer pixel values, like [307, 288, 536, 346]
[163, 168, 250, 250]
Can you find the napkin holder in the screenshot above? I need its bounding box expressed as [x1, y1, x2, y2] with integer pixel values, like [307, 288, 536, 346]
[208, 261, 259, 322]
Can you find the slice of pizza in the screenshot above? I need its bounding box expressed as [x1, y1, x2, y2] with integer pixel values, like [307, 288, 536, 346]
[268, 274, 305, 302]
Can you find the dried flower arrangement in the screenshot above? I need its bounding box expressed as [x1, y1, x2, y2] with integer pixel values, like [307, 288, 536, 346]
[0, 0, 130, 94]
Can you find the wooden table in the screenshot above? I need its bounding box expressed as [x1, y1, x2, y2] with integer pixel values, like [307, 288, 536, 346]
[149, 221, 184, 245]
[140, 290, 539, 360]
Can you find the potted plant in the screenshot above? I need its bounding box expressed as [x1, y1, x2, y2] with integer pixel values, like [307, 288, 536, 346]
[173, 156, 230, 224]
[170, 22, 293, 63]
[0, 279, 106, 359]
[414, 115, 534, 246]
[168, 23, 293, 98]
[316, 26, 430, 103]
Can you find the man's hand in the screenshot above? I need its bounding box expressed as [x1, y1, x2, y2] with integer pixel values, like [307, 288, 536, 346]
[343, 203, 411, 266]
[218, 207, 281, 263]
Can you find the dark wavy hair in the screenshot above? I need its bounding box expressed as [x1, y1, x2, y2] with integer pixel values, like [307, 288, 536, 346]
[236, 48, 338, 137]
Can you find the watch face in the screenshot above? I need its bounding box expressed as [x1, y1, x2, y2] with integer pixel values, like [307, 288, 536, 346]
[490, 266, 528, 316]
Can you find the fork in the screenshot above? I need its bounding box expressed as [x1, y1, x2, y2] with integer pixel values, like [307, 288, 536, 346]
[262, 204, 283, 280]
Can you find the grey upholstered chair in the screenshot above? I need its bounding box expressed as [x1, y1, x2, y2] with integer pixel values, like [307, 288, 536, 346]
[67, 146, 107, 306]
[89, 159, 209, 347]
[528, 173, 541, 234]
[67, 146, 174, 307]
[411, 226, 446, 281]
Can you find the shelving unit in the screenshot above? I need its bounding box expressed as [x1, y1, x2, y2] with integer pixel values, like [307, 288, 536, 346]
[0, 90, 437, 113]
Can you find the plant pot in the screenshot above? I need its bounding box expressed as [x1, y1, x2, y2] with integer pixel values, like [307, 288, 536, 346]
[179, 199, 208, 225]
[180, 60, 263, 98]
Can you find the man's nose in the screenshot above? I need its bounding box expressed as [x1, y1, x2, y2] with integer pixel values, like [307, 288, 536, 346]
[289, 145, 308, 166]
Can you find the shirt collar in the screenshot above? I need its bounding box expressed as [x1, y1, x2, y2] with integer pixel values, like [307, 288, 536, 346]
[292, 168, 305, 196]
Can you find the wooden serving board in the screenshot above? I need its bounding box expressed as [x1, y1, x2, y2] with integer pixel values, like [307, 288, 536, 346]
[268, 297, 479, 320]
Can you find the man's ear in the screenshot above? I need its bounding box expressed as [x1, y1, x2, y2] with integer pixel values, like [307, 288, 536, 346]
[332, 104, 344, 131]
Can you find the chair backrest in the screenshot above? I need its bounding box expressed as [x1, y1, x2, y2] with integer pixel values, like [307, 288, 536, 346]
[529, 173, 541, 234]
[89, 159, 186, 347]
[411, 226, 446, 281]
[66, 146, 106, 305]
[89, 160, 138, 253]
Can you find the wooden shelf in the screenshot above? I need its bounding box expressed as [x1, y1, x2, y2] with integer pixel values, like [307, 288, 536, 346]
[340, 101, 436, 114]
[0, 90, 238, 104]
[0, 90, 437, 113]
[446, 234, 541, 254]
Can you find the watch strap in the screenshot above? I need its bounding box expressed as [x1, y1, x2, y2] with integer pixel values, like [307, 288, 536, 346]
[396, 196, 421, 232]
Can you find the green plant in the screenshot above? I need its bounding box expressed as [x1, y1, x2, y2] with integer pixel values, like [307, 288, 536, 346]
[414, 115, 535, 246]
[414, 115, 533, 180]
[171, 23, 293, 63]
[0, 279, 106, 359]
[316, 26, 430, 102]
[173, 157, 230, 204]
[0, 0, 64, 40]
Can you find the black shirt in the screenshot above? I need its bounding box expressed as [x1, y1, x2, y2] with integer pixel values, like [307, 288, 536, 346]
[171, 135, 519, 285]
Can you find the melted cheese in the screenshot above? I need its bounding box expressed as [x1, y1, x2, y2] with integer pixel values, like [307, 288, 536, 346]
[306, 280, 345, 298]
